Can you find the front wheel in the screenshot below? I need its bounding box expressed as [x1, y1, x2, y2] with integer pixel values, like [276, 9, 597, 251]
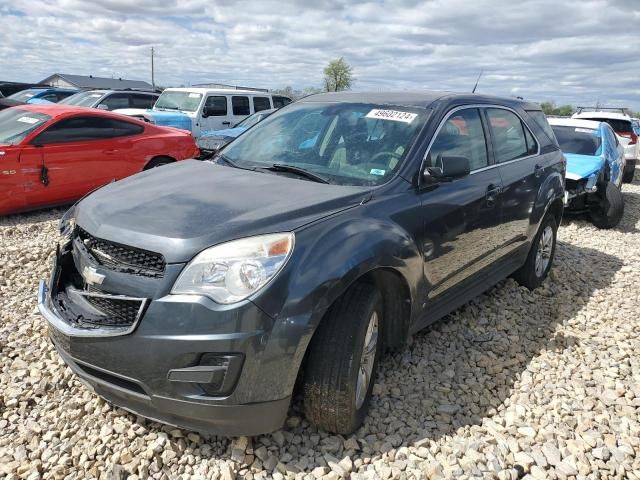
[513, 214, 557, 290]
[590, 182, 624, 229]
[303, 284, 383, 434]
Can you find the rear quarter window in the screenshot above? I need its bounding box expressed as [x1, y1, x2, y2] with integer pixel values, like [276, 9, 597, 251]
[526, 110, 558, 146]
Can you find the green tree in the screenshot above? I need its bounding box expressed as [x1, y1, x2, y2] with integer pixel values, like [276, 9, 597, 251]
[540, 102, 556, 116]
[323, 58, 354, 92]
[556, 105, 575, 116]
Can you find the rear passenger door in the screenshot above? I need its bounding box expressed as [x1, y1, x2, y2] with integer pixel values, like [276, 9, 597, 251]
[421, 107, 504, 298]
[230, 96, 251, 126]
[485, 107, 540, 253]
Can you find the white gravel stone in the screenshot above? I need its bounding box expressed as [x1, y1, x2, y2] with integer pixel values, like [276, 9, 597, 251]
[2, 177, 640, 478]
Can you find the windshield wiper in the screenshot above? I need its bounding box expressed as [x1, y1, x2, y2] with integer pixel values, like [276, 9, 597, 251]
[215, 153, 256, 172]
[262, 164, 331, 184]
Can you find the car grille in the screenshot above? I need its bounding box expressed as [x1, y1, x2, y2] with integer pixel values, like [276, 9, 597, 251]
[76, 227, 165, 276]
[83, 292, 145, 327]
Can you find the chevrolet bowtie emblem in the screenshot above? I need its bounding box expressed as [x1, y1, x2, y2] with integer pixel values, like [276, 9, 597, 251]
[82, 266, 105, 286]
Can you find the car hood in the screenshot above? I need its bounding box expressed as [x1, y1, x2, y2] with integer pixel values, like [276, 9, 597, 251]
[146, 110, 194, 132]
[564, 153, 605, 181]
[76, 160, 370, 263]
[200, 127, 247, 138]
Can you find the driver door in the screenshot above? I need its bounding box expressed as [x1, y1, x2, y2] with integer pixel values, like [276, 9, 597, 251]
[420, 107, 504, 298]
[21, 115, 117, 209]
[200, 95, 232, 132]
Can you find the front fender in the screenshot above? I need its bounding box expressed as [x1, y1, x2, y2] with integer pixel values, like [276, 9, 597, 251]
[250, 208, 423, 400]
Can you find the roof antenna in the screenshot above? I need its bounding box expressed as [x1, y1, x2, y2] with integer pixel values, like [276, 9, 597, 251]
[472, 70, 483, 94]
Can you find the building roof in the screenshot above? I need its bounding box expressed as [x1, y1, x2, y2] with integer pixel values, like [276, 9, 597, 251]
[40, 73, 153, 91]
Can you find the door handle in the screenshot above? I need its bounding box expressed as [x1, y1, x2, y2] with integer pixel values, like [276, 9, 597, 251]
[104, 150, 118, 155]
[222, 121, 231, 126]
[486, 184, 501, 206]
[534, 164, 544, 178]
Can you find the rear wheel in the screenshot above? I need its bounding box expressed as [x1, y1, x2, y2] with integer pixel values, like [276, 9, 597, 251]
[622, 163, 635, 183]
[513, 214, 557, 290]
[144, 156, 174, 170]
[590, 182, 624, 229]
[303, 283, 383, 434]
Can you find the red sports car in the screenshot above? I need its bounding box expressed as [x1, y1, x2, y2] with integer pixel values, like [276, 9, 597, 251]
[0, 105, 199, 215]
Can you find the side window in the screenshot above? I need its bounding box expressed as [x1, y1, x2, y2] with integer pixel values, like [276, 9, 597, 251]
[34, 116, 143, 144]
[486, 108, 531, 163]
[253, 96, 271, 112]
[99, 94, 130, 111]
[272, 96, 291, 109]
[232, 96, 250, 116]
[204, 96, 227, 116]
[429, 108, 488, 171]
[130, 94, 157, 109]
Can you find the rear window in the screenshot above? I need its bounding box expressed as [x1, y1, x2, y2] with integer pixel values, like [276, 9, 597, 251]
[551, 125, 602, 156]
[580, 117, 632, 134]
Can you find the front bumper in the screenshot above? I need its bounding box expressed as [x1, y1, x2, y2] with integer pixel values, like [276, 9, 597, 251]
[38, 275, 292, 436]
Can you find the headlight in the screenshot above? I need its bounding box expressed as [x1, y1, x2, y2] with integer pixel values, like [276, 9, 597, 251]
[59, 206, 77, 241]
[172, 233, 294, 304]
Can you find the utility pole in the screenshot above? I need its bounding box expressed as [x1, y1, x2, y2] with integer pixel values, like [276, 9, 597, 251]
[151, 47, 155, 90]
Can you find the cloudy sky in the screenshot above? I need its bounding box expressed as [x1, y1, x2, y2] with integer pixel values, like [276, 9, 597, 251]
[1, 0, 639, 109]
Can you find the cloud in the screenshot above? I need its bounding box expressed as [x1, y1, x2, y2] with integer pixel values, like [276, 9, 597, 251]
[1, 0, 639, 109]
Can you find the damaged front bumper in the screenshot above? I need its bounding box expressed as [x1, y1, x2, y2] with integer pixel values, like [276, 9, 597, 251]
[37, 241, 292, 436]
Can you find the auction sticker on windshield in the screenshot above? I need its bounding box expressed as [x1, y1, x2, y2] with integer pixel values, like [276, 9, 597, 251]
[366, 109, 417, 123]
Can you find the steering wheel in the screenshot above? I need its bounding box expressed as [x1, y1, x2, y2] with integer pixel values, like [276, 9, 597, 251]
[369, 150, 402, 165]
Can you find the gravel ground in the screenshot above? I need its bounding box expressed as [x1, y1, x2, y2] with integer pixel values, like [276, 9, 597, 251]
[1, 179, 639, 480]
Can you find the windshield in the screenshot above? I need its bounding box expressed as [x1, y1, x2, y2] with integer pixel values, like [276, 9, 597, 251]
[0, 108, 51, 145]
[552, 125, 602, 156]
[221, 102, 427, 186]
[59, 91, 104, 106]
[8, 89, 43, 102]
[235, 110, 273, 129]
[155, 91, 202, 112]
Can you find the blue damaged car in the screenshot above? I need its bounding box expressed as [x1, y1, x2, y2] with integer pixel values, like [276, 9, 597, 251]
[549, 117, 625, 228]
[197, 108, 276, 157]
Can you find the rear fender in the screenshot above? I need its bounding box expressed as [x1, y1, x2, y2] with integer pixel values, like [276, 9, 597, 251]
[528, 168, 564, 239]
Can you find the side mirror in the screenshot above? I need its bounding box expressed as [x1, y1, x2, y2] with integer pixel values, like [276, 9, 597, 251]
[96, 104, 109, 111]
[202, 106, 211, 118]
[424, 155, 470, 181]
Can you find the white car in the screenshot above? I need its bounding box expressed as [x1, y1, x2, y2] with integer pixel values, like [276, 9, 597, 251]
[114, 88, 291, 138]
[572, 108, 638, 183]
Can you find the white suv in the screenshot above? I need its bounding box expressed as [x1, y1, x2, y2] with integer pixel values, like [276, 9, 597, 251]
[573, 108, 638, 183]
[114, 88, 291, 138]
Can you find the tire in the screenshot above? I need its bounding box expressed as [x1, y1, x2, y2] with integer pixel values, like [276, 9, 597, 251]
[622, 164, 635, 184]
[144, 156, 174, 170]
[513, 214, 557, 290]
[590, 182, 624, 229]
[303, 283, 383, 434]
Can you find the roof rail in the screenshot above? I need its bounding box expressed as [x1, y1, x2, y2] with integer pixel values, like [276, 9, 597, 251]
[576, 106, 630, 115]
[192, 82, 269, 93]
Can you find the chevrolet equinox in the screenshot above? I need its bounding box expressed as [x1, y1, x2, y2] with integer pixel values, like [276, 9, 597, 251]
[39, 92, 565, 436]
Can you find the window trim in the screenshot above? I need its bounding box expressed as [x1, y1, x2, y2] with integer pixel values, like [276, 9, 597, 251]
[420, 104, 541, 183]
[32, 115, 145, 145]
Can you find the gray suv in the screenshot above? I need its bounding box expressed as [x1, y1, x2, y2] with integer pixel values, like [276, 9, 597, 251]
[39, 91, 564, 436]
